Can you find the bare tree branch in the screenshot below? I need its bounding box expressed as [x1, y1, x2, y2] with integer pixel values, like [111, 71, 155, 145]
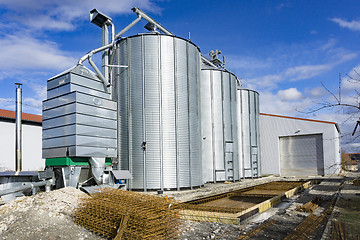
[321, 81, 340, 104]
[305, 71, 360, 152]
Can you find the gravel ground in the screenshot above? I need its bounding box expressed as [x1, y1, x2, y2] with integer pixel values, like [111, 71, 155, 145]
[0, 187, 103, 240]
[1, 174, 357, 240]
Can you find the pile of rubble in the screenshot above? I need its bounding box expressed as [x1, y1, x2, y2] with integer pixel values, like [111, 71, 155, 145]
[0, 187, 103, 240]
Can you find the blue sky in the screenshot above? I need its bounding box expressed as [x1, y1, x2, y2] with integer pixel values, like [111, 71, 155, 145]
[0, 0, 359, 151]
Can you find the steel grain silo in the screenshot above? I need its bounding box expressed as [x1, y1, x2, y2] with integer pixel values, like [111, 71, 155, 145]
[237, 88, 261, 178]
[112, 33, 202, 190]
[200, 67, 240, 182]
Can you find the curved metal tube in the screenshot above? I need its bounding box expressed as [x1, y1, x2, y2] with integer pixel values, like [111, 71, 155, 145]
[88, 54, 109, 88]
[78, 15, 142, 66]
[78, 7, 171, 87]
[132, 7, 173, 35]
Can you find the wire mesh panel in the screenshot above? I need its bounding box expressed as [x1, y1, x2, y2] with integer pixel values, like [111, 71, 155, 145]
[74, 188, 185, 239]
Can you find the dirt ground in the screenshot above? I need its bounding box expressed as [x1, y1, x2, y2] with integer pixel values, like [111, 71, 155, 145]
[0, 173, 359, 239]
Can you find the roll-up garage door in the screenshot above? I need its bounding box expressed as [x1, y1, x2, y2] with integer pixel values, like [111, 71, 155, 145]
[280, 134, 324, 176]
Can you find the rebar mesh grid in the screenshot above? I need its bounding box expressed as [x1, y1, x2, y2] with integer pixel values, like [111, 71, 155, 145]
[179, 181, 304, 214]
[74, 188, 185, 240]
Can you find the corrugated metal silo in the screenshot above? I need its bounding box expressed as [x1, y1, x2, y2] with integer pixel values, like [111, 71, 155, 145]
[112, 33, 202, 190]
[237, 88, 261, 178]
[200, 67, 240, 182]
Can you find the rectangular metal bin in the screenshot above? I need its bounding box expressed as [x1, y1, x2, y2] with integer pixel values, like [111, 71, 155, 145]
[43, 91, 116, 111]
[43, 146, 116, 158]
[42, 113, 117, 130]
[42, 135, 116, 148]
[43, 102, 117, 120]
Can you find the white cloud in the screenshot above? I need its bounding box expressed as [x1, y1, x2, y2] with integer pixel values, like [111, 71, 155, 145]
[259, 90, 312, 116]
[330, 18, 360, 31]
[0, 34, 77, 72]
[0, 0, 161, 31]
[306, 86, 327, 97]
[22, 83, 47, 113]
[319, 38, 337, 51]
[244, 74, 282, 89]
[314, 111, 360, 151]
[277, 88, 303, 101]
[236, 38, 358, 91]
[0, 98, 14, 111]
[29, 83, 47, 100]
[226, 55, 273, 71]
[342, 64, 360, 92]
[285, 64, 332, 81]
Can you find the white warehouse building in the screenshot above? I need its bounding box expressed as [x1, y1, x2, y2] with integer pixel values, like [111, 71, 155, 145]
[0, 108, 342, 178]
[260, 113, 341, 177]
[0, 109, 44, 171]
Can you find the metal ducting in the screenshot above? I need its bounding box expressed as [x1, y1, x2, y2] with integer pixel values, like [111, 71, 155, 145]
[112, 33, 202, 190]
[200, 68, 240, 183]
[237, 88, 261, 178]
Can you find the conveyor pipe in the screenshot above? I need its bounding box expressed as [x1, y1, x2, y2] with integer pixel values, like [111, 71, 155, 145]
[114, 15, 142, 40]
[78, 7, 172, 88]
[131, 7, 173, 35]
[0, 179, 53, 197]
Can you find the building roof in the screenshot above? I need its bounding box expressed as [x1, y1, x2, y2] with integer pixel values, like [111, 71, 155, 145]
[343, 153, 360, 162]
[0, 109, 42, 123]
[260, 113, 340, 133]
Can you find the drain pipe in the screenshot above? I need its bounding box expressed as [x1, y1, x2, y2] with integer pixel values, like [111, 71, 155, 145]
[15, 83, 22, 173]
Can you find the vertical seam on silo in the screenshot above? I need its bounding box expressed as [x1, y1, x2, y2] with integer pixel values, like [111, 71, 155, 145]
[248, 90, 253, 178]
[115, 43, 120, 170]
[221, 71, 227, 181]
[197, 51, 202, 186]
[241, 90, 245, 179]
[159, 35, 164, 191]
[186, 41, 192, 189]
[234, 76, 239, 181]
[210, 70, 216, 183]
[142, 35, 147, 192]
[127, 39, 132, 190]
[229, 74, 233, 141]
[229, 74, 235, 182]
[255, 91, 260, 177]
[174, 37, 180, 191]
